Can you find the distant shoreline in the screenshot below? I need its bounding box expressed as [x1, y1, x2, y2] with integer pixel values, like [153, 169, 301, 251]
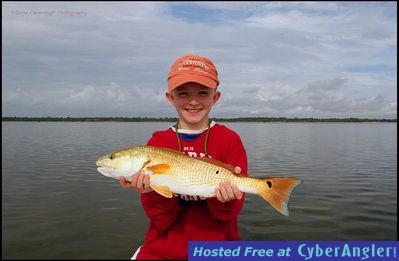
[2, 117, 397, 123]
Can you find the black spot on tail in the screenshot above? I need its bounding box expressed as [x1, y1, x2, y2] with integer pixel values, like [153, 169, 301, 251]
[266, 181, 272, 188]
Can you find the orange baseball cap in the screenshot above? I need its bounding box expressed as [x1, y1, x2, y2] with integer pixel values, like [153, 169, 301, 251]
[167, 55, 219, 92]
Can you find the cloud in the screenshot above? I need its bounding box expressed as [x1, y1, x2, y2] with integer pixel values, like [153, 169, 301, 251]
[2, 2, 397, 119]
[307, 78, 348, 92]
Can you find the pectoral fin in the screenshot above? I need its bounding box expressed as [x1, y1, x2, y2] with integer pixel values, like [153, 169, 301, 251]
[147, 164, 171, 174]
[151, 185, 173, 198]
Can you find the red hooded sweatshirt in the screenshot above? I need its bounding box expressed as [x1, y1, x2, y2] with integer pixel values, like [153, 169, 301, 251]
[134, 122, 248, 260]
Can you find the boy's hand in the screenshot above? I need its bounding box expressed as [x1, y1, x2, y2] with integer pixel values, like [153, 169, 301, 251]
[120, 171, 153, 193]
[216, 180, 243, 202]
[215, 166, 243, 202]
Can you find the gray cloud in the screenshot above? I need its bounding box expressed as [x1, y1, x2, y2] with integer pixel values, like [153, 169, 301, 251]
[2, 2, 397, 119]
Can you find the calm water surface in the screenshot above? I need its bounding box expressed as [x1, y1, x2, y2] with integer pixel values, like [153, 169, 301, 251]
[2, 122, 397, 259]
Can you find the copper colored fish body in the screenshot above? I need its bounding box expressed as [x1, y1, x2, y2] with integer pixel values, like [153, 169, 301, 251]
[96, 146, 302, 216]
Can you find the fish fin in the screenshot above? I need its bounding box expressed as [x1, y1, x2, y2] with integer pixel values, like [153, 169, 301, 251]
[208, 193, 216, 198]
[196, 157, 236, 174]
[257, 177, 302, 216]
[147, 164, 171, 174]
[151, 185, 173, 198]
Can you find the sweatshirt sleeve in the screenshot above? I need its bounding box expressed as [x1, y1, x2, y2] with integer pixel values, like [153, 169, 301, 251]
[207, 130, 248, 221]
[141, 192, 180, 230]
[206, 194, 245, 221]
[138, 131, 181, 231]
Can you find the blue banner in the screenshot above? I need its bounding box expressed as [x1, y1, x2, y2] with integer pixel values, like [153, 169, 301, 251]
[189, 241, 398, 260]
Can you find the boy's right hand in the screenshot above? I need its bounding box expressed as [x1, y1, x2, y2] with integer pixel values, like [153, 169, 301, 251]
[120, 171, 153, 193]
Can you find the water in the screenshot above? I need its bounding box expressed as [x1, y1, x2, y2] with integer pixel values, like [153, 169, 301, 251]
[2, 121, 397, 259]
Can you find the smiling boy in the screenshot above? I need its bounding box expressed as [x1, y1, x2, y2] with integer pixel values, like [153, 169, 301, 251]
[120, 55, 248, 259]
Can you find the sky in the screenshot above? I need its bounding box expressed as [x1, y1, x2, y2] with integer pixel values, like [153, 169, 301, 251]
[2, 1, 397, 119]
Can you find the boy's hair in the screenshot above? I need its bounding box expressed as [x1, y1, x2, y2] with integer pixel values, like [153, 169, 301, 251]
[167, 55, 219, 92]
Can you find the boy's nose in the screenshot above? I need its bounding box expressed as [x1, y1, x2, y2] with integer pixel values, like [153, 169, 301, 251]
[187, 96, 199, 105]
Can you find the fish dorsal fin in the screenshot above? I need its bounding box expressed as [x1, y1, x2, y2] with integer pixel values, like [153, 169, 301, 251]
[147, 164, 171, 174]
[196, 157, 236, 173]
[151, 185, 173, 198]
[196, 157, 247, 177]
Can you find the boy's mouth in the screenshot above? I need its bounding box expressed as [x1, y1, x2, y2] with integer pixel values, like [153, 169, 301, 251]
[186, 108, 202, 113]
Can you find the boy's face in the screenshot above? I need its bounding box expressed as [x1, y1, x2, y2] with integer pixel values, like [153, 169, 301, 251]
[165, 82, 221, 130]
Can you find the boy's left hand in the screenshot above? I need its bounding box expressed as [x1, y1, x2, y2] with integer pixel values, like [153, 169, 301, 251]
[215, 166, 243, 202]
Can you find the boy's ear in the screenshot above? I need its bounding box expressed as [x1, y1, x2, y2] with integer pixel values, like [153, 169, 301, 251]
[165, 91, 174, 104]
[213, 91, 221, 104]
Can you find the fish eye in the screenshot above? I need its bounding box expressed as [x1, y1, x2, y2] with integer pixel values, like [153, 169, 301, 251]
[109, 155, 115, 160]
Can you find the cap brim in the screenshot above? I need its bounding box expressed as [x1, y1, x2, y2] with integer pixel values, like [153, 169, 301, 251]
[168, 74, 218, 92]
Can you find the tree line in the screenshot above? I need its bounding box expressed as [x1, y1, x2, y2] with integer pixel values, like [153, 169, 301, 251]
[2, 117, 396, 122]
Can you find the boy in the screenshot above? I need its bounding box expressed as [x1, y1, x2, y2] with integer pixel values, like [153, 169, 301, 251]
[120, 55, 248, 259]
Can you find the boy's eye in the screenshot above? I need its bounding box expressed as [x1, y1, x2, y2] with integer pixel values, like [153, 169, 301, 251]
[199, 91, 209, 96]
[178, 92, 188, 97]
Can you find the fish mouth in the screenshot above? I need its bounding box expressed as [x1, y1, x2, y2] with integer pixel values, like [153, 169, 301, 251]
[96, 160, 113, 169]
[96, 160, 107, 167]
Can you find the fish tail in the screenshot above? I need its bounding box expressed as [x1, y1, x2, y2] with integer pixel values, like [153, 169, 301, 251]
[256, 177, 302, 216]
